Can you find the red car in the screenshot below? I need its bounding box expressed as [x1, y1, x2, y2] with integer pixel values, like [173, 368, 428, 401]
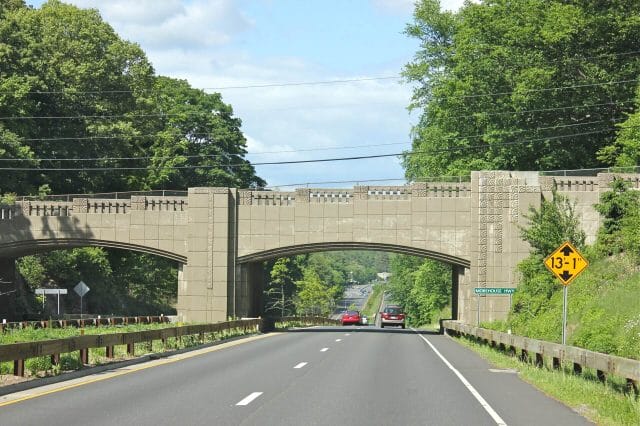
[380, 305, 405, 329]
[341, 310, 361, 326]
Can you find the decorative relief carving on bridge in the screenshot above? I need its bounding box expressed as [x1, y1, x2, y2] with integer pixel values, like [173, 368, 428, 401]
[239, 191, 253, 205]
[130, 196, 146, 211]
[353, 186, 369, 200]
[295, 189, 310, 204]
[207, 191, 214, 289]
[72, 198, 89, 214]
[411, 182, 427, 197]
[309, 191, 351, 203]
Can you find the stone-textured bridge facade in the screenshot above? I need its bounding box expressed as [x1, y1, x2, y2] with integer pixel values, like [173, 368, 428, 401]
[1, 171, 637, 324]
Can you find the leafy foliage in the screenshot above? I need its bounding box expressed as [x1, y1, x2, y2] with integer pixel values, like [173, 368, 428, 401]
[387, 255, 451, 326]
[0, 1, 265, 318]
[403, 0, 640, 177]
[294, 269, 340, 316]
[593, 177, 640, 256]
[519, 190, 586, 257]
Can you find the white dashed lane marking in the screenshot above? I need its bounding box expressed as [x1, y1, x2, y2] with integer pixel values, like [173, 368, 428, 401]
[236, 392, 263, 406]
[293, 362, 308, 369]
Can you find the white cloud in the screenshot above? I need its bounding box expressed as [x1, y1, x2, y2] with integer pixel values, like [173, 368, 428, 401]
[49, 0, 417, 188]
[68, 0, 252, 49]
[371, 0, 416, 15]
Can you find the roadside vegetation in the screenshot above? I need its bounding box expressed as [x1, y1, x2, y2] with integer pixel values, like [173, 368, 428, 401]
[455, 335, 640, 426]
[0, 322, 256, 381]
[361, 282, 384, 320]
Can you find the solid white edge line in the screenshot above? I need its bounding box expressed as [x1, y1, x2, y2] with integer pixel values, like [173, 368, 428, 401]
[320, 347, 329, 352]
[413, 329, 508, 426]
[236, 392, 263, 406]
[294, 362, 308, 369]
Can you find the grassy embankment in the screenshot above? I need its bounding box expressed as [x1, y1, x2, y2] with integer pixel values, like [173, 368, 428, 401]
[361, 283, 385, 322]
[450, 254, 640, 425]
[454, 335, 640, 425]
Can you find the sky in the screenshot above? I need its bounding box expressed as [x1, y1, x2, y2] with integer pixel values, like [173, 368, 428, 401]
[25, 0, 467, 190]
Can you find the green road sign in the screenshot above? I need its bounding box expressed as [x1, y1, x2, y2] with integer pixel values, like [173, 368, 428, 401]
[474, 287, 516, 295]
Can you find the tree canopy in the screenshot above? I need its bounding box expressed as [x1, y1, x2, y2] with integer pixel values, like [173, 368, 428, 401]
[403, 0, 640, 178]
[0, 1, 264, 318]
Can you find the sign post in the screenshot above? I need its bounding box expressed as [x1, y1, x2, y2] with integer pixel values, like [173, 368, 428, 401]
[74, 281, 90, 319]
[35, 288, 68, 315]
[544, 241, 588, 345]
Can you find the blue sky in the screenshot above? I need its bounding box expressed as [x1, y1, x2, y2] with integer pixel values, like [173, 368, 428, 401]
[25, 0, 466, 189]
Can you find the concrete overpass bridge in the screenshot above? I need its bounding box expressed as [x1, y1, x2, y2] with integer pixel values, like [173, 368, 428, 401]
[0, 171, 635, 323]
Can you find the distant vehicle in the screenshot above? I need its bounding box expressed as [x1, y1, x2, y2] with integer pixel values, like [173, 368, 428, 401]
[341, 310, 361, 326]
[380, 305, 405, 329]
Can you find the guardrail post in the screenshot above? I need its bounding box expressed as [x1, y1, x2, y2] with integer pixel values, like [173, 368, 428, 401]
[79, 348, 89, 365]
[51, 353, 60, 366]
[535, 353, 544, 368]
[127, 343, 134, 356]
[13, 359, 24, 376]
[106, 346, 114, 358]
[573, 362, 582, 375]
[552, 357, 561, 370]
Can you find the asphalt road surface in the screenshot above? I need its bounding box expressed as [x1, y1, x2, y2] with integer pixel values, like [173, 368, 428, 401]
[331, 283, 372, 320]
[0, 327, 592, 426]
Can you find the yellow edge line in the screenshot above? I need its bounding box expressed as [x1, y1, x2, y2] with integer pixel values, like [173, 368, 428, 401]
[0, 332, 280, 407]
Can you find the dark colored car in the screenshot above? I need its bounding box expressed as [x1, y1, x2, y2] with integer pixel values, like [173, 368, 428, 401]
[341, 310, 361, 326]
[380, 305, 405, 329]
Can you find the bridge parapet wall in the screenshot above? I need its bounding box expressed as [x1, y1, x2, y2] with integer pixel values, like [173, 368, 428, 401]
[16, 196, 188, 217]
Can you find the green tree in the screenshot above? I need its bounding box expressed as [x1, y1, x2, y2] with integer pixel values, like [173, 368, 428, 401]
[0, 1, 265, 318]
[403, 0, 640, 178]
[294, 269, 340, 316]
[264, 258, 299, 317]
[593, 177, 640, 255]
[519, 190, 586, 257]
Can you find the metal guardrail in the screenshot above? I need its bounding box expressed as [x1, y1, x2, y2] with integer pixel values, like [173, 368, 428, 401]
[0, 316, 338, 377]
[441, 320, 639, 394]
[0, 315, 170, 332]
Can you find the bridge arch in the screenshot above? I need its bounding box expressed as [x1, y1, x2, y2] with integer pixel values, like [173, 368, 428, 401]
[236, 242, 470, 269]
[0, 238, 187, 263]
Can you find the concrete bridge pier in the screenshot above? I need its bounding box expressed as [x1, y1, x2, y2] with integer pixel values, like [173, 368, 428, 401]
[233, 262, 264, 319]
[0, 258, 17, 319]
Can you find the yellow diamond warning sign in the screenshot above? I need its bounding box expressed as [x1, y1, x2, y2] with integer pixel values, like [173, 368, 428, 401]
[544, 241, 589, 286]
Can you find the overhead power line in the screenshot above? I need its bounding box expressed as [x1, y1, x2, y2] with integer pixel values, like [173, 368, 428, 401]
[0, 125, 636, 171]
[0, 118, 622, 163]
[2, 48, 640, 97]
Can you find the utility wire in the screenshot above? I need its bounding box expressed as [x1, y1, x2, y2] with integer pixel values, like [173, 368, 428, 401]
[3, 48, 640, 96]
[0, 97, 634, 144]
[0, 78, 638, 121]
[0, 125, 636, 171]
[0, 93, 636, 124]
[0, 118, 622, 163]
[0, 76, 401, 96]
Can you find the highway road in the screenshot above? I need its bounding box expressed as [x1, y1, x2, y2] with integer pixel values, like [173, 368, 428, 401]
[0, 327, 591, 425]
[331, 283, 372, 320]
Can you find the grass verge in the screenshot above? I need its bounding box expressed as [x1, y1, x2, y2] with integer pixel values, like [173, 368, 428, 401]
[453, 334, 640, 426]
[361, 283, 384, 320]
[0, 325, 254, 381]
